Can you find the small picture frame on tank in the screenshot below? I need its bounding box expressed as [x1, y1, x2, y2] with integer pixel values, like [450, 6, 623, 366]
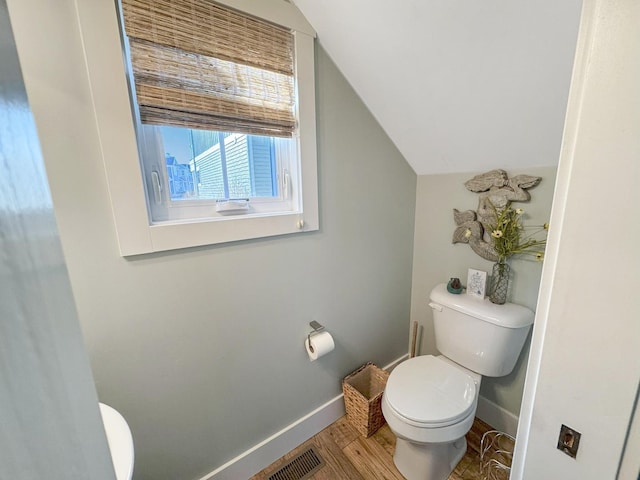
[467, 268, 487, 299]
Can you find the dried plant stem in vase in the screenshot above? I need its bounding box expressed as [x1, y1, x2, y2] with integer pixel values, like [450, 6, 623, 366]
[486, 201, 547, 305]
[489, 261, 510, 305]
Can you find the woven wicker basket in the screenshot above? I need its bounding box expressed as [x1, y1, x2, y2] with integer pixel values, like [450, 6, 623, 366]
[342, 363, 390, 437]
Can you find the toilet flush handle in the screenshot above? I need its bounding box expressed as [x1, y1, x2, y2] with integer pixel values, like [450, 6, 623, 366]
[428, 302, 443, 312]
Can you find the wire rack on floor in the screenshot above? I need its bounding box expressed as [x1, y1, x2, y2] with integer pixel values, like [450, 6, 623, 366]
[479, 430, 515, 480]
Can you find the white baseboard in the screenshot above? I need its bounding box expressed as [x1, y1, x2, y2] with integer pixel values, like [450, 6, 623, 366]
[476, 395, 519, 437]
[199, 354, 409, 480]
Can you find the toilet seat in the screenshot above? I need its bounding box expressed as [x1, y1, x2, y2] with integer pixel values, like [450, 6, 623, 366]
[385, 355, 477, 428]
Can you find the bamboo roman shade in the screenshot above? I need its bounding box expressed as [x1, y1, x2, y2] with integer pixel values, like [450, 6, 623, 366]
[120, 0, 296, 137]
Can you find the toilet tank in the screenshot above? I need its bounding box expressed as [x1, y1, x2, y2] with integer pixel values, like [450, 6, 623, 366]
[429, 283, 534, 377]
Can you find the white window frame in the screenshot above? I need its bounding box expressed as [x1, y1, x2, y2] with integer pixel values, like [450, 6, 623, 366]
[139, 127, 298, 221]
[75, 0, 318, 256]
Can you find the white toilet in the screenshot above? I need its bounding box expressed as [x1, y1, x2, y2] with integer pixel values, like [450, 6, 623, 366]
[382, 283, 534, 480]
[99, 403, 135, 480]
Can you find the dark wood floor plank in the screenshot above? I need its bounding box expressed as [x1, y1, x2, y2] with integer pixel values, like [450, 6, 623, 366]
[449, 447, 475, 478]
[466, 417, 495, 454]
[324, 416, 361, 450]
[371, 424, 397, 456]
[458, 451, 482, 479]
[343, 436, 405, 480]
[312, 426, 366, 480]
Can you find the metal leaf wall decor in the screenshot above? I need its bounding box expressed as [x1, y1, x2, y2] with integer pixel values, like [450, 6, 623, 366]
[452, 169, 541, 261]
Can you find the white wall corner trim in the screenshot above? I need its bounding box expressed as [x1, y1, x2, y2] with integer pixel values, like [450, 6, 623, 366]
[199, 354, 409, 480]
[476, 396, 520, 438]
[511, 0, 640, 478]
[509, 0, 596, 470]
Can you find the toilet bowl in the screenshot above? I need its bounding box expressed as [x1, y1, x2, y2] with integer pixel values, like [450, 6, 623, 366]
[99, 403, 134, 480]
[382, 355, 480, 479]
[381, 283, 534, 480]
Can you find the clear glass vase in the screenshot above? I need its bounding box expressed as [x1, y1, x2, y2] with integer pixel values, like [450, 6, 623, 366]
[489, 261, 510, 305]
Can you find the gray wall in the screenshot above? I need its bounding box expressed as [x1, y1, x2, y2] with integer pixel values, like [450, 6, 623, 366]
[411, 166, 556, 415]
[24, 28, 416, 480]
[0, 2, 114, 478]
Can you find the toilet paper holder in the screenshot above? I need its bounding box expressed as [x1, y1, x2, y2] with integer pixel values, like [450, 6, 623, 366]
[307, 321, 325, 345]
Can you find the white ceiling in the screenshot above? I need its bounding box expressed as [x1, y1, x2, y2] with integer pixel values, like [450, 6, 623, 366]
[293, 0, 583, 175]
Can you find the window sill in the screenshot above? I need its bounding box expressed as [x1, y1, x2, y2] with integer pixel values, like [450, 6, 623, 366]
[143, 212, 318, 254]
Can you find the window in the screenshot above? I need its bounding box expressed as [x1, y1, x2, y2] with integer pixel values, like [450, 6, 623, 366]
[139, 124, 298, 221]
[73, 0, 318, 255]
[117, 0, 315, 232]
[162, 129, 278, 201]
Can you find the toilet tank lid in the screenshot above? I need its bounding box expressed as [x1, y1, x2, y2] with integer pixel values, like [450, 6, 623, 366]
[430, 283, 534, 328]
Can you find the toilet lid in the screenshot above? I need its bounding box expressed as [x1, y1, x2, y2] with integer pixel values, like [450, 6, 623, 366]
[385, 355, 477, 427]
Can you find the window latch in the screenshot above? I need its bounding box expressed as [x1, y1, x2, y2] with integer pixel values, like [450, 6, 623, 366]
[151, 171, 162, 205]
[282, 169, 291, 200]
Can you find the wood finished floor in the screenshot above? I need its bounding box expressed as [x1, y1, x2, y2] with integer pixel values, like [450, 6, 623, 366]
[251, 416, 505, 480]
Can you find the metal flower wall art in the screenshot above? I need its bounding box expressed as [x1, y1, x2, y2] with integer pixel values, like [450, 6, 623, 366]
[452, 169, 543, 262]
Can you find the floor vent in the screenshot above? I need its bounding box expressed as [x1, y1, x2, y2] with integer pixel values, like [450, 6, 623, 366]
[267, 446, 325, 480]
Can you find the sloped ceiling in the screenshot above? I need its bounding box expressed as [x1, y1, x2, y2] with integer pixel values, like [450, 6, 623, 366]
[293, 0, 583, 175]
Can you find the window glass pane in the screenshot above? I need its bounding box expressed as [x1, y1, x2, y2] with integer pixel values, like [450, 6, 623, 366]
[159, 126, 280, 201]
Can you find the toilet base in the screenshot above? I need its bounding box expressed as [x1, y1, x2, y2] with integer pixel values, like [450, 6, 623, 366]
[393, 436, 467, 480]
